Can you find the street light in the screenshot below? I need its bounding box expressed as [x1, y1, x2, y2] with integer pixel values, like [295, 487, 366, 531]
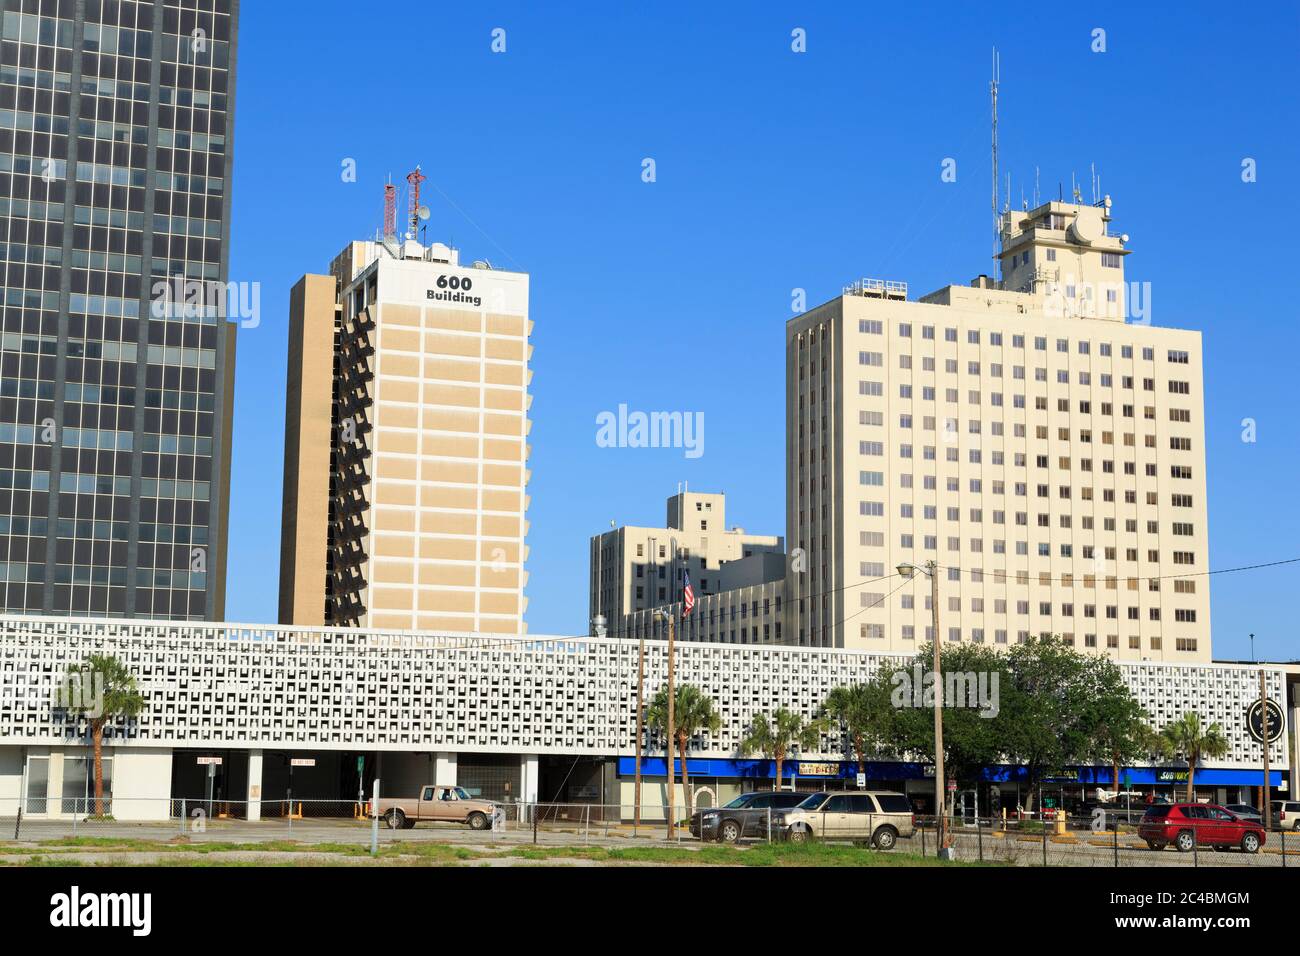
[653, 606, 676, 840]
[897, 560, 952, 858]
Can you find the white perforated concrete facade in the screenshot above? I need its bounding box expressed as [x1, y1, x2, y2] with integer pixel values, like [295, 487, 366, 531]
[0, 617, 1284, 773]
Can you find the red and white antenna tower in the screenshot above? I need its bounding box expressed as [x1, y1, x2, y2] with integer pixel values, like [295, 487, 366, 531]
[406, 165, 427, 239]
[383, 179, 396, 239]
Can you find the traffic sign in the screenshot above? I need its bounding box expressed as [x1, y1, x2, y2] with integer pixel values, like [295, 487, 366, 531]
[196, 756, 222, 766]
[290, 758, 316, 768]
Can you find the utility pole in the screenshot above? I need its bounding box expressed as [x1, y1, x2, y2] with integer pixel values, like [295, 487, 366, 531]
[899, 560, 948, 857]
[1260, 669, 1272, 830]
[634, 632, 645, 832]
[927, 560, 948, 856]
[665, 608, 676, 840]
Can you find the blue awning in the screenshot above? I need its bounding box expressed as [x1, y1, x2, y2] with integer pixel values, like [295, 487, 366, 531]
[616, 757, 1286, 788]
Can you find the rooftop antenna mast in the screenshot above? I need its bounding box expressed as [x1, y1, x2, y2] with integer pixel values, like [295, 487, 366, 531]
[990, 47, 1001, 280]
[406, 165, 427, 240]
[383, 178, 396, 239]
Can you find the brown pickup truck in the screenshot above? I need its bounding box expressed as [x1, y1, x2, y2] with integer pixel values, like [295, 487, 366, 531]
[373, 784, 497, 830]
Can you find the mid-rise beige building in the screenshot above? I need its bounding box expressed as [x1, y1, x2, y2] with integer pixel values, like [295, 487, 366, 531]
[281, 236, 532, 633]
[787, 197, 1210, 661]
[590, 490, 783, 641]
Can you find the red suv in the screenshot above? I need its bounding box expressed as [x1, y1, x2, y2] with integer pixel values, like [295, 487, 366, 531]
[1138, 802, 1265, 853]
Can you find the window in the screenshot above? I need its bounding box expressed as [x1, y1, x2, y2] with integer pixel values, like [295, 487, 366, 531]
[1101, 252, 1121, 268]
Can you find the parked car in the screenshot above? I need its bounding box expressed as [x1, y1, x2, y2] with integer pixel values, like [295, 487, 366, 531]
[776, 790, 915, 849]
[1223, 803, 1264, 825]
[372, 784, 497, 830]
[1081, 797, 1147, 829]
[1271, 800, 1300, 830]
[690, 791, 806, 843]
[1138, 802, 1265, 853]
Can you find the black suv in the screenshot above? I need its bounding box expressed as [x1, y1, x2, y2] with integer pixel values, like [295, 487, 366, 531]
[690, 791, 807, 843]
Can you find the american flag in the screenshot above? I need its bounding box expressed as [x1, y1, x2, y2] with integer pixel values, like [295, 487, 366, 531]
[682, 571, 696, 617]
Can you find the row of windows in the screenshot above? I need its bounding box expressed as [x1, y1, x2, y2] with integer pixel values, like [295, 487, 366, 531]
[867, 444, 1195, 466]
[855, 380, 1184, 405]
[854, 352, 1192, 393]
[855, 320, 1187, 363]
[852, 471, 1195, 493]
[853, 625, 1195, 653]
[865, 501, 1196, 531]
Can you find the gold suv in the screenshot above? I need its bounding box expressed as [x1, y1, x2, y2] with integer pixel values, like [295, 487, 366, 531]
[776, 791, 915, 849]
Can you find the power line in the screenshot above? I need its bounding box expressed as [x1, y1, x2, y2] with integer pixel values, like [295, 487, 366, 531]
[810, 573, 914, 646]
[335, 557, 1300, 654]
[933, 555, 1300, 586]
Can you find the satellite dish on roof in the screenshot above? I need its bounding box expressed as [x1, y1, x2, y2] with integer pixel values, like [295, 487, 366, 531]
[417, 205, 431, 221]
[1069, 213, 1103, 244]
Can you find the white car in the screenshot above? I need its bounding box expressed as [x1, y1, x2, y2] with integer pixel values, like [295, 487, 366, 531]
[1271, 800, 1300, 830]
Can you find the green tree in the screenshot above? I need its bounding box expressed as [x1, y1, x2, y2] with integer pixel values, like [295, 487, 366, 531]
[59, 654, 145, 817]
[998, 637, 1094, 814]
[885, 643, 1009, 805]
[819, 675, 897, 774]
[1077, 654, 1156, 796]
[1160, 712, 1229, 802]
[646, 683, 720, 819]
[739, 708, 824, 791]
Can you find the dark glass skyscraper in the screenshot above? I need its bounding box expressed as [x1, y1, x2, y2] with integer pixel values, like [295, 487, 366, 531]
[0, 0, 237, 620]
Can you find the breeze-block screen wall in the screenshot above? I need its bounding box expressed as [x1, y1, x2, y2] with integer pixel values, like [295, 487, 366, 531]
[0, 617, 1286, 770]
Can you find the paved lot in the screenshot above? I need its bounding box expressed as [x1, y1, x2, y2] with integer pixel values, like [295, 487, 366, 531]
[1, 817, 1295, 866]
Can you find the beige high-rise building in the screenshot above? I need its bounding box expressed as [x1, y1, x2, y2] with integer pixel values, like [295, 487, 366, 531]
[280, 236, 532, 633]
[787, 197, 1211, 661]
[590, 490, 784, 640]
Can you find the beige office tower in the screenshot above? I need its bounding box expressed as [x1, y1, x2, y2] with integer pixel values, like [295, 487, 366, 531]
[787, 197, 1211, 661]
[281, 236, 532, 633]
[589, 490, 784, 639]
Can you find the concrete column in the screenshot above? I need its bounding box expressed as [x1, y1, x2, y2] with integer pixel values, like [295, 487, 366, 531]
[111, 747, 173, 821]
[246, 750, 263, 822]
[1290, 703, 1300, 799]
[520, 754, 539, 803]
[47, 751, 64, 818]
[434, 752, 457, 785]
[0, 747, 21, 816]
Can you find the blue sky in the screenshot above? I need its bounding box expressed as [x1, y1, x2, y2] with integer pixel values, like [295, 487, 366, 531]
[225, 1, 1300, 661]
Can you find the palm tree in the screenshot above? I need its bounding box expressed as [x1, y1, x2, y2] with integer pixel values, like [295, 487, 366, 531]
[821, 685, 869, 774]
[1160, 712, 1229, 802]
[739, 708, 824, 792]
[59, 654, 145, 816]
[646, 683, 720, 820]
[819, 679, 895, 774]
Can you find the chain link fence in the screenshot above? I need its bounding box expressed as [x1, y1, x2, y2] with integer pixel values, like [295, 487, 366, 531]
[0, 798, 1294, 866]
